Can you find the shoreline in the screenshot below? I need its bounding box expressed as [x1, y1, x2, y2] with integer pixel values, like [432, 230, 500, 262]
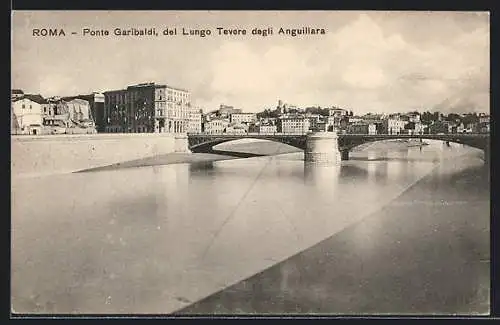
[13, 139, 433, 178]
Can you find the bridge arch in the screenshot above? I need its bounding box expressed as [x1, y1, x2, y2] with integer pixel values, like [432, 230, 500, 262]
[337, 134, 490, 161]
[188, 135, 308, 153]
[338, 134, 489, 151]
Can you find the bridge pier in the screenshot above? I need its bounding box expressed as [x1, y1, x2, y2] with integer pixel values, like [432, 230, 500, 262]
[304, 132, 341, 164]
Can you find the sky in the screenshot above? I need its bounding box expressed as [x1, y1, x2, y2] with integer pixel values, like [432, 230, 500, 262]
[11, 11, 490, 114]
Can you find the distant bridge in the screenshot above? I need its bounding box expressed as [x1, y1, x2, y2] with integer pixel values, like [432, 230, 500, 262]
[187, 133, 490, 162]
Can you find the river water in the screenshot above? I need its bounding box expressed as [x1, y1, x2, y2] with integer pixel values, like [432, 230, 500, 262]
[11, 140, 490, 314]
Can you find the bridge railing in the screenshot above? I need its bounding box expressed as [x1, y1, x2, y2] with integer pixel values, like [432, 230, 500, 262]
[187, 132, 310, 136]
[187, 132, 489, 137]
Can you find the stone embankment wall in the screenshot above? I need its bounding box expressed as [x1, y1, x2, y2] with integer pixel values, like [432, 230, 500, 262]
[11, 133, 189, 177]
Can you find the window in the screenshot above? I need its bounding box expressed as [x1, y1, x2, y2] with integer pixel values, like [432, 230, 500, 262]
[22, 104, 25, 109]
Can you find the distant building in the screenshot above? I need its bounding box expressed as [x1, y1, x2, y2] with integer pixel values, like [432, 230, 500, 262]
[188, 109, 202, 134]
[313, 121, 328, 132]
[204, 118, 230, 134]
[361, 113, 384, 124]
[259, 124, 277, 134]
[63, 93, 105, 132]
[42, 98, 97, 134]
[218, 105, 241, 118]
[225, 123, 248, 135]
[277, 100, 284, 114]
[306, 114, 321, 131]
[328, 107, 348, 117]
[103, 82, 191, 134]
[478, 113, 490, 133]
[276, 100, 298, 114]
[348, 116, 363, 124]
[66, 99, 95, 128]
[325, 116, 337, 131]
[230, 113, 257, 124]
[278, 116, 310, 134]
[383, 115, 408, 135]
[465, 123, 479, 133]
[407, 112, 421, 123]
[348, 123, 376, 135]
[11, 94, 46, 135]
[478, 113, 490, 124]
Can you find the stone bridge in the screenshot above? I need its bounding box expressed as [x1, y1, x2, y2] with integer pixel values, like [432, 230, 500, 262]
[187, 133, 490, 163]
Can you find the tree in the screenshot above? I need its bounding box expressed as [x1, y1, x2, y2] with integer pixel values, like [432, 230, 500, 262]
[462, 113, 479, 126]
[446, 113, 462, 124]
[305, 106, 321, 115]
[257, 109, 278, 119]
[405, 121, 416, 130]
[421, 111, 439, 124]
[428, 120, 448, 134]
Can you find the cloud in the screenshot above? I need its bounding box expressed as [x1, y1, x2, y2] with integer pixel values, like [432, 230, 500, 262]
[12, 11, 489, 114]
[205, 41, 314, 110]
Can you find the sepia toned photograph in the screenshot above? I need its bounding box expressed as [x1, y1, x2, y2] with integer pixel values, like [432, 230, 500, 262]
[11, 10, 490, 316]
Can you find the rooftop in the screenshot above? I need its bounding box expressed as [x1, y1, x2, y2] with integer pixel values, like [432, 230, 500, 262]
[12, 94, 47, 104]
[103, 82, 189, 93]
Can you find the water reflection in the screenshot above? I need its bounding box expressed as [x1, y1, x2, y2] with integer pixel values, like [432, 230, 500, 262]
[189, 161, 215, 173]
[367, 150, 379, 161]
[338, 165, 370, 184]
[303, 163, 340, 186]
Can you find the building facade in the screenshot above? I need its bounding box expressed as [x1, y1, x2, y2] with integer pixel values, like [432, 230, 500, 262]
[478, 113, 490, 133]
[11, 95, 46, 135]
[225, 123, 248, 135]
[230, 113, 257, 124]
[259, 124, 277, 134]
[103, 82, 190, 134]
[218, 105, 241, 118]
[188, 109, 203, 134]
[41, 98, 97, 134]
[278, 117, 310, 134]
[63, 93, 105, 132]
[383, 116, 408, 135]
[348, 123, 377, 135]
[204, 118, 230, 134]
[328, 107, 348, 117]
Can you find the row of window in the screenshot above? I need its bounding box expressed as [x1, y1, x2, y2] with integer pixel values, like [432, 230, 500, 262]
[107, 93, 190, 104]
[283, 122, 308, 126]
[106, 126, 150, 133]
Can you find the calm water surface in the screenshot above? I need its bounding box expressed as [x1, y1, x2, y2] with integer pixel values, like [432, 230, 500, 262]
[11, 141, 489, 314]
